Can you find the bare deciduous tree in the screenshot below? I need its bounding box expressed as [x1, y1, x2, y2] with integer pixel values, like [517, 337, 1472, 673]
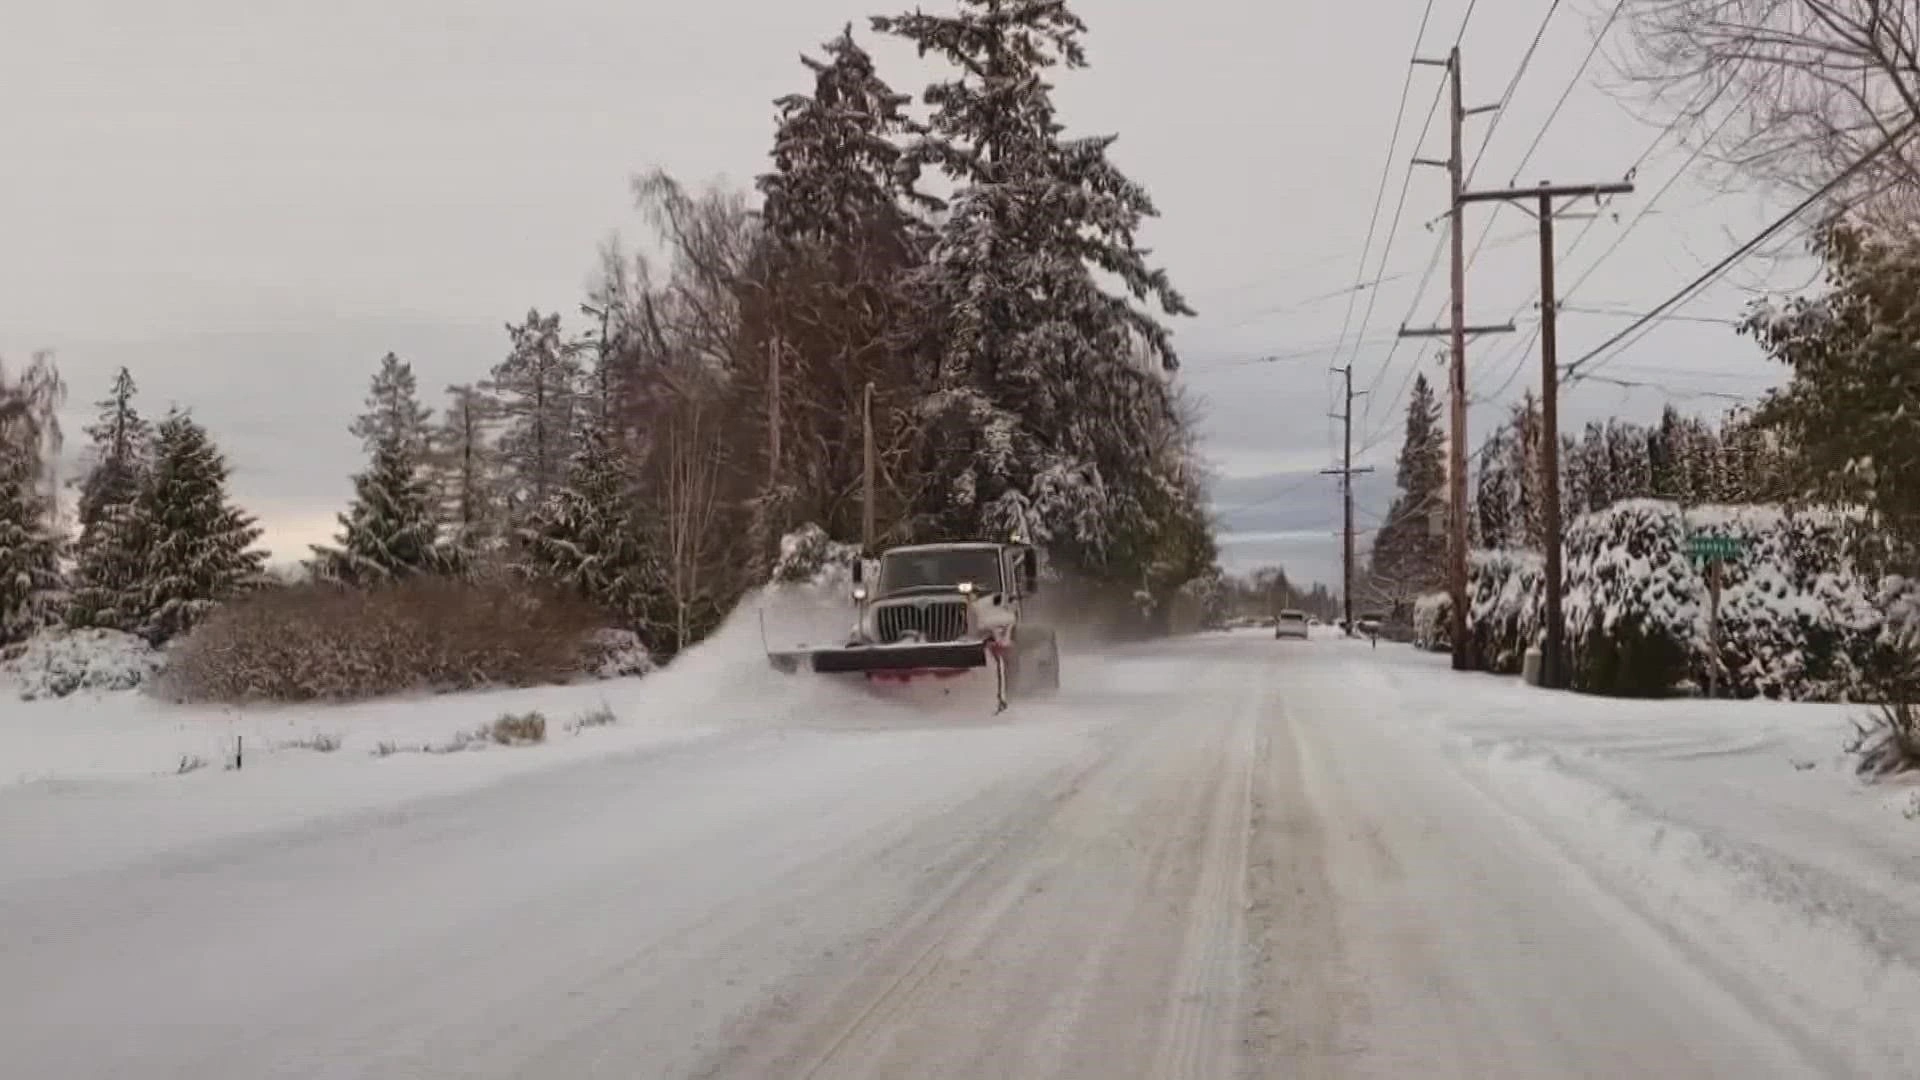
[0, 351, 69, 505]
[1629, 1, 1920, 225]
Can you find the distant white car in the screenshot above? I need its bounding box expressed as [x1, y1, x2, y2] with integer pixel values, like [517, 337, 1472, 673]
[1274, 610, 1310, 640]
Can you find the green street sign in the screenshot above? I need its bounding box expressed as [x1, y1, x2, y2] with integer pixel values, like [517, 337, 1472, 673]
[1685, 535, 1743, 560]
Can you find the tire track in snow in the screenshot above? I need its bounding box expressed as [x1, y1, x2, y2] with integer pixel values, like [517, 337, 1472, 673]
[694, 649, 1264, 1079]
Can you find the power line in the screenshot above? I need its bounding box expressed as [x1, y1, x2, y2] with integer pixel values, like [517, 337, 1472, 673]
[1212, 471, 1336, 518]
[1464, 0, 1564, 186]
[1326, 0, 1443, 382]
[1460, 76, 1748, 406]
[1214, 271, 1417, 330]
[1566, 120, 1916, 382]
[1556, 74, 1754, 306]
[1187, 334, 1406, 372]
[1504, 0, 1627, 185]
[1457, 0, 1570, 278]
[1342, 0, 1490, 411]
[1569, 373, 1759, 403]
[1557, 303, 1738, 326]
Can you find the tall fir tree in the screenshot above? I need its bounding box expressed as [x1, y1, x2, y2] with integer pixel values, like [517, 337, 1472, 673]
[873, 0, 1195, 574]
[484, 310, 582, 523]
[0, 440, 62, 645]
[425, 383, 500, 553]
[310, 434, 454, 585]
[759, 25, 932, 247]
[740, 23, 934, 552]
[521, 424, 665, 640]
[1505, 391, 1545, 549]
[1370, 374, 1447, 597]
[351, 352, 435, 458]
[66, 496, 145, 632]
[1475, 424, 1517, 549]
[73, 367, 150, 542]
[126, 410, 265, 644]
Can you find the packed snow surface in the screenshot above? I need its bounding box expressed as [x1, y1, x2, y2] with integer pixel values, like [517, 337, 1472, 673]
[2, 621, 1915, 1077]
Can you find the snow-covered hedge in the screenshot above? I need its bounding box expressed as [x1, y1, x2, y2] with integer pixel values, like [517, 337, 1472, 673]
[1466, 550, 1544, 674]
[1561, 500, 1702, 697]
[0, 628, 163, 700]
[155, 578, 626, 704]
[1458, 499, 1884, 699]
[1412, 591, 1451, 652]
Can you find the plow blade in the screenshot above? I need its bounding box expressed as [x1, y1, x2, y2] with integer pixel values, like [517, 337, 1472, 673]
[809, 641, 991, 674]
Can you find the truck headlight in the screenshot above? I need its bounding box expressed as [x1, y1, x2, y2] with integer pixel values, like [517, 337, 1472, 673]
[957, 581, 975, 596]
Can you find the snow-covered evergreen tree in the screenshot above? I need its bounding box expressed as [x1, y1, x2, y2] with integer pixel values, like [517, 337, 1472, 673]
[1475, 424, 1517, 549]
[351, 352, 434, 459]
[1605, 420, 1652, 503]
[739, 22, 935, 553]
[66, 497, 144, 632]
[1507, 391, 1545, 549]
[424, 383, 500, 553]
[873, 0, 1195, 576]
[126, 411, 265, 644]
[73, 367, 150, 542]
[484, 310, 582, 523]
[0, 440, 61, 644]
[521, 424, 664, 639]
[1370, 373, 1446, 598]
[310, 434, 455, 585]
[759, 24, 933, 246]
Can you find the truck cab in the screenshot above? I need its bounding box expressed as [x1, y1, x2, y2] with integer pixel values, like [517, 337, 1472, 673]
[851, 542, 1039, 646]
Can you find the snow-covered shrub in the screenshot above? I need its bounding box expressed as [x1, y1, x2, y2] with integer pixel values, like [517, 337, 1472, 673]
[567, 703, 618, 732]
[580, 628, 655, 680]
[489, 711, 547, 745]
[1561, 500, 1701, 697]
[1466, 550, 1543, 674]
[0, 628, 163, 700]
[1685, 504, 1879, 700]
[157, 578, 610, 703]
[1172, 570, 1228, 632]
[1553, 500, 1877, 699]
[1412, 591, 1451, 652]
[771, 523, 866, 589]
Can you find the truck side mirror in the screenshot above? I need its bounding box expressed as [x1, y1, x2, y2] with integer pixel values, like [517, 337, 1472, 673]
[851, 559, 864, 585]
[1021, 548, 1039, 593]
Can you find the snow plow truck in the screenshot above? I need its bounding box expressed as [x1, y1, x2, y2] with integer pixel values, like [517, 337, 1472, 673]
[766, 540, 1061, 712]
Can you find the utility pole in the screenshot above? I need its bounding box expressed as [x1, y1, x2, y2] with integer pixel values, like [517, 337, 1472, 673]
[1459, 180, 1634, 688]
[1410, 46, 1498, 671]
[768, 338, 782, 494]
[862, 381, 877, 553]
[1323, 365, 1374, 635]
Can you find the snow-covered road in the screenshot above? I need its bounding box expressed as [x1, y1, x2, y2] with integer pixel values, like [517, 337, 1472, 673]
[3, 632, 1911, 1077]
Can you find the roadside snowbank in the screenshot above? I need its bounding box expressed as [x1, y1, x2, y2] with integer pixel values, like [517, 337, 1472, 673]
[0, 591, 823, 792]
[0, 628, 162, 700]
[1358, 642, 1920, 1075]
[0, 593, 877, 884]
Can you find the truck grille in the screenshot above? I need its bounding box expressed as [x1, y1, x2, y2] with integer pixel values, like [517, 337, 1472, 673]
[874, 599, 970, 644]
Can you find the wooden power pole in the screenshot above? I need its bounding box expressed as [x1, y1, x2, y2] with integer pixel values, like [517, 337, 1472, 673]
[1323, 365, 1373, 634]
[862, 381, 877, 553]
[1459, 180, 1632, 688]
[1407, 46, 1500, 670]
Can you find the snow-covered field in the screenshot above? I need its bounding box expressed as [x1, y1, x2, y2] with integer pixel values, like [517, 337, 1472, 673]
[2, 620, 1916, 1076]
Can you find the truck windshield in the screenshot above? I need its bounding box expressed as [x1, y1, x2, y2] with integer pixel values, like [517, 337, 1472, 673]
[878, 549, 1004, 595]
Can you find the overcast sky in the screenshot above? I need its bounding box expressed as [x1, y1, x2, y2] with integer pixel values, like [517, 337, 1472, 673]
[1, 0, 1800, 587]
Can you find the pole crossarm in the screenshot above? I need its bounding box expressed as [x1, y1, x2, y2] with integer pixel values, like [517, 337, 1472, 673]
[1460, 181, 1633, 204]
[1399, 323, 1515, 338]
